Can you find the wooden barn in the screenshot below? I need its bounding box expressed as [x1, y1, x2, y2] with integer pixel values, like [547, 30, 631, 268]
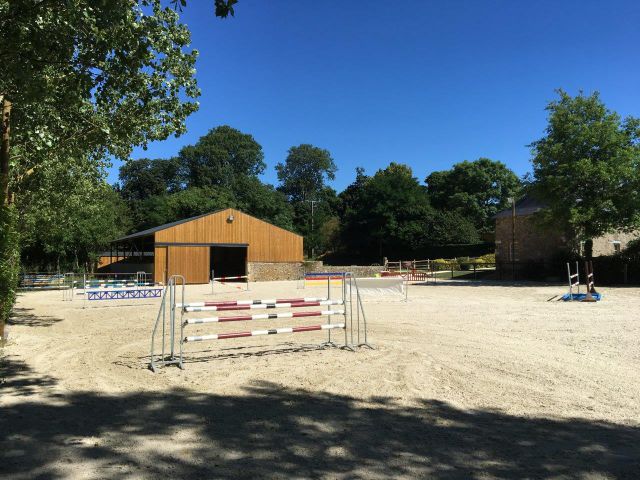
[103, 209, 303, 284]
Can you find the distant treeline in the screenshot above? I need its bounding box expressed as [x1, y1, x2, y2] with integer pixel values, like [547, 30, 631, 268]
[110, 125, 521, 265]
[18, 125, 522, 270]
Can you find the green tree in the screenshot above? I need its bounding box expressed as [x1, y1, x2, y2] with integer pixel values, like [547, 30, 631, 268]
[118, 158, 183, 202]
[276, 144, 337, 257]
[530, 90, 640, 249]
[171, 0, 239, 18]
[339, 163, 479, 261]
[3, 1, 201, 194]
[179, 126, 265, 190]
[122, 126, 295, 232]
[133, 186, 237, 230]
[0, 1, 234, 333]
[232, 176, 295, 231]
[276, 144, 337, 203]
[426, 158, 521, 233]
[18, 161, 130, 271]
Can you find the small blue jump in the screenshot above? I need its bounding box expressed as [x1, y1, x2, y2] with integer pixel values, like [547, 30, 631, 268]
[87, 288, 163, 301]
[561, 293, 602, 302]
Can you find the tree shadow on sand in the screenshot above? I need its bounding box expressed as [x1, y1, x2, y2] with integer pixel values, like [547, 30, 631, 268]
[7, 307, 63, 328]
[1, 356, 638, 479]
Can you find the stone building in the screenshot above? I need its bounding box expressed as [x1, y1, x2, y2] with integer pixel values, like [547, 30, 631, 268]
[494, 196, 638, 262]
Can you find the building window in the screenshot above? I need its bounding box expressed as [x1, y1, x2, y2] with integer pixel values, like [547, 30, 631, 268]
[613, 241, 621, 254]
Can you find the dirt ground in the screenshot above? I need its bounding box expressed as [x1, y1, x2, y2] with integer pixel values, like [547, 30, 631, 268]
[1, 280, 639, 479]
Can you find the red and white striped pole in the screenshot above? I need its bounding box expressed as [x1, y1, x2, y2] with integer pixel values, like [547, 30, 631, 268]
[185, 323, 345, 342]
[179, 297, 327, 308]
[182, 299, 344, 312]
[185, 309, 344, 325]
[211, 269, 249, 294]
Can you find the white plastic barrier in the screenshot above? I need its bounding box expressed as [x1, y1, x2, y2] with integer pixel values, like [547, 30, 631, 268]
[347, 277, 406, 300]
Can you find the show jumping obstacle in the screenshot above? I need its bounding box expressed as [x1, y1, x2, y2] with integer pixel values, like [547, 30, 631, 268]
[566, 261, 580, 300]
[19, 273, 66, 290]
[302, 272, 345, 288]
[83, 286, 163, 308]
[210, 270, 249, 294]
[150, 272, 371, 372]
[73, 272, 162, 307]
[383, 259, 437, 283]
[563, 260, 601, 302]
[348, 276, 408, 302]
[86, 289, 163, 301]
[82, 271, 153, 290]
[62, 271, 155, 301]
[582, 261, 599, 302]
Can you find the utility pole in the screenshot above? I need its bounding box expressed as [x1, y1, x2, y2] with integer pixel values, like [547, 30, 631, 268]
[305, 199, 320, 259]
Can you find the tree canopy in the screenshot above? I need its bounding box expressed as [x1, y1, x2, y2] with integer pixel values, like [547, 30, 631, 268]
[274, 144, 338, 256]
[118, 157, 183, 202]
[0, 0, 231, 331]
[339, 163, 479, 261]
[530, 90, 640, 246]
[2, 0, 201, 200]
[119, 126, 294, 232]
[17, 160, 130, 270]
[179, 125, 266, 190]
[426, 158, 521, 233]
[276, 144, 337, 203]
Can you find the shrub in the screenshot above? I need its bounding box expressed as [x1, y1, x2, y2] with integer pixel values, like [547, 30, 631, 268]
[474, 253, 496, 264]
[432, 258, 460, 271]
[0, 205, 19, 339]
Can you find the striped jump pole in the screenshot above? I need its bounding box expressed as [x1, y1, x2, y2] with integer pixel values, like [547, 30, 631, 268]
[210, 269, 250, 294]
[582, 260, 598, 303]
[185, 309, 344, 325]
[182, 297, 327, 307]
[182, 299, 343, 312]
[185, 323, 345, 343]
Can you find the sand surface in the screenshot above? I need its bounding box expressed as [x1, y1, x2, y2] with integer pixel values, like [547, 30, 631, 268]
[1, 280, 639, 479]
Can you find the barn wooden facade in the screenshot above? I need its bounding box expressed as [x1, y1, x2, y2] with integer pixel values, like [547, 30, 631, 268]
[107, 209, 303, 284]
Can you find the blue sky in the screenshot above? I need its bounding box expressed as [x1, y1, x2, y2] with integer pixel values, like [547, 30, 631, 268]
[110, 0, 640, 191]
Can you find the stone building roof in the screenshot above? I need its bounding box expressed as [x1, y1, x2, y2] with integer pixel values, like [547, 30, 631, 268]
[493, 195, 547, 219]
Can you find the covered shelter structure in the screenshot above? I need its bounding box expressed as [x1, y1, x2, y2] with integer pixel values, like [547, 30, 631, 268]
[103, 208, 303, 284]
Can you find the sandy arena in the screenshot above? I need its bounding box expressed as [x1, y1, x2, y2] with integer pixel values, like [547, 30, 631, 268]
[1, 280, 639, 479]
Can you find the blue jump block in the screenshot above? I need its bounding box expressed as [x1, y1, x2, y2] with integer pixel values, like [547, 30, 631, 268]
[561, 292, 602, 302]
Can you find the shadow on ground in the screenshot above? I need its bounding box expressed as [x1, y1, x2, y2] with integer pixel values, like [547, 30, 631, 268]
[1, 356, 638, 479]
[7, 307, 63, 328]
[411, 279, 566, 288]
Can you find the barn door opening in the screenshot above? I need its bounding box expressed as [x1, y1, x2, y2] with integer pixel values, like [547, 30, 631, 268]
[210, 246, 247, 281]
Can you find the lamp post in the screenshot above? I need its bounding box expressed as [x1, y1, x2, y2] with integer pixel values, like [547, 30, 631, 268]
[305, 199, 320, 259]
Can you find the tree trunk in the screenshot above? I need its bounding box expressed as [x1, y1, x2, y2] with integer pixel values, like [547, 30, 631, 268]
[0, 97, 12, 341]
[1, 97, 11, 207]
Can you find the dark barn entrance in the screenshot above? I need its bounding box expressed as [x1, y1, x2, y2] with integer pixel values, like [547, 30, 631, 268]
[210, 245, 247, 281]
